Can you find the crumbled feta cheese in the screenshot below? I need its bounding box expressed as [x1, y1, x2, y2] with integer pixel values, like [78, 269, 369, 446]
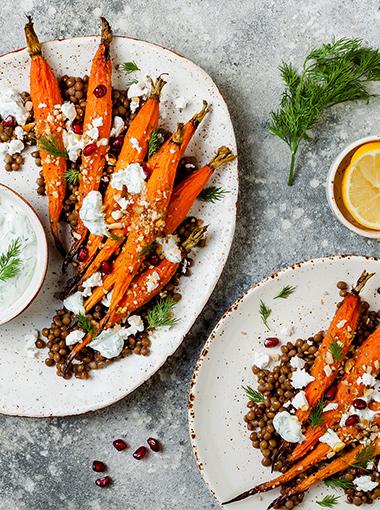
[110, 116, 125, 138]
[61, 102, 77, 124]
[273, 411, 304, 443]
[336, 319, 347, 329]
[79, 191, 108, 236]
[63, 291, 85, 315]
[252, 350, 271, 369]
[319, 429, 345, 452]
[0, 87, 29, 125]
[92, 117, 103, 128]
[130, 137, 142, 153]
[101, 290, 113, 308]
[111, 163, 146, 194]
[324, 365, 332, 377]
[324, 403, 339, 412]
[24, 330, 39, 358]
[146, 271, 160, 293]
[291, 368, 315, 389]
[174, 96, 188, 110]
[82, 271, 103, 297]
[291, 391, 309, 411]
[65, 329, 85, 346]
[157, 235, 182, 263]
[127, 80, 150, 99]
[353, 476, 378, 492]
[7, 139, 24, 155]
[14, 126, 24, 140]
[358, 373, 377, 387]
[126, 315, 144, 335]
[38, 103, 47, 109]
[90, 325, 128, 358]
[129, 98, 140, 113]
[111, 210, 123, 221]
[62, 129, 85, 162]
[280, 324, 295, 337]
[290, 356, 305, 369]
[115, 196, 131, 211]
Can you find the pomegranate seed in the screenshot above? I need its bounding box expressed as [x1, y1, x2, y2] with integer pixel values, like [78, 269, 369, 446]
[264, 337, 280, 348]
[83, 142, 98, 156]
[345, 415, 360, 427]
[93, 85, 107, 98]
[77, 247, 89, 262]
[72, 120, 83, 134]
[353, 398, 367, 410]
[150, 255, 160, 266]
[3, 115, 15, 127]
[133, 446, 147, 460]
[92, 460, 106, 472]
[95, 476, 112, 487]
[113, 438, 128, 451]
[101, 260, 113, 274]
[324, 386, 337, 401]
[147, 437, 161, 452]
[111, 136, 124, 150]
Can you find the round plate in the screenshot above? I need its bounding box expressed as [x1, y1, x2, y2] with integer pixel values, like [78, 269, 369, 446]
[0, 35, 237, 417]
[189, 255, 379, 510]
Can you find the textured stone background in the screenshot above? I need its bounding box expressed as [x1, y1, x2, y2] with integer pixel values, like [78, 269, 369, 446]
[1, 0, 380, 508]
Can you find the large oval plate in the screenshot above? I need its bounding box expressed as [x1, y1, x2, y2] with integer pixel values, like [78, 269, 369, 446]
[0, 35, 237, 417]
[189, 256, 379, 510]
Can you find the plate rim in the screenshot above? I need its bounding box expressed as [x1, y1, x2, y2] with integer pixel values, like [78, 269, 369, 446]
[188, 254, 379, 508]
[0, 34, 238, 418]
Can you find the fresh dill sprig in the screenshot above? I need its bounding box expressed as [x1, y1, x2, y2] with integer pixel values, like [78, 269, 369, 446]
[270, 38, 380, 185]
[316, 495, 340, 508]
[121, 61, 140, 74]
[76, 313, 97, 337]
[65, 168, 80, 185]
[324, 477, 353, 490]
[0, 238, 22, 282]
[275, 285, 297, 299]
[259, 300, 272, 330]
[148, 129, 161, 158]
[147, 297, 179, 329]
[329, 337, 343, 361]
[242, 385, 265, 404]
[198, 186, 229, 204]
[308, 398, 325, 428]
[38, 135, 68, 159]
[351, 444, 375, 469]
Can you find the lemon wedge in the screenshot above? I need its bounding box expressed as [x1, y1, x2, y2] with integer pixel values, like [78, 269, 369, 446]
[342, 142, 380, 230]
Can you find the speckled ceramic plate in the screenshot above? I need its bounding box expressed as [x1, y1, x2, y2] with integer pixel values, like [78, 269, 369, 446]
[0, 35, 237, 417]
[189, 256, 379, 510]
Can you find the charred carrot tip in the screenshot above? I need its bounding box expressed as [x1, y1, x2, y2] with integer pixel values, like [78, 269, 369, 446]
[100, 17, 113, 47]
[172, 123, 185, 144]
[149, 75, 167, 98]
[182, 226, 208, 252]
[192, 100, 210, 126]
[222, 488, 258, 505]
[24, 16, 42, 57]
[353, 270, 375, 294]
[209, 146, 236, 169]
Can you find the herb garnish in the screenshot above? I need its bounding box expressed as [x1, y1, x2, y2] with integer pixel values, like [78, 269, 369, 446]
[308, 398, 325, 428]
[148, 129, 161, 158]
[316, 495, 340, 508]
[275, 285, 297, 299]
[198, 186, 229, 204]
[270, 38, 380, 185]
[259, 300, 272, 330]
[147, 297, 179, 329]
[38, 135, 68, 159]
[242, 385, 265, 404]
[121, 61, 140, 73]
[324, 477, 353, 490]
[329, 337, 343, 362]
[77, 313, 97, 337]
[65, 168, 80, 185]
[351, 444, 375, 469]
[0, 238, 22, 282]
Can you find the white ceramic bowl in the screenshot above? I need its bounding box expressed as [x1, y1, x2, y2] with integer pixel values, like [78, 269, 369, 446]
[326, 135, 380, 239]
[0, 184, 48, 325]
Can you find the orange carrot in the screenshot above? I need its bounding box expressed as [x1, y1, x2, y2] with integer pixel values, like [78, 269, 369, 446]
[25, 17, 66, 254]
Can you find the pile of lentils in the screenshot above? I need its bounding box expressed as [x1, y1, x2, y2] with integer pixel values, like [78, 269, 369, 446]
[243, 281, 380, 509]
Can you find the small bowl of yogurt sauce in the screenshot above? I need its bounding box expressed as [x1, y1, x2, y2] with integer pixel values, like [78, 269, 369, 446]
[0, 184, 48, 325]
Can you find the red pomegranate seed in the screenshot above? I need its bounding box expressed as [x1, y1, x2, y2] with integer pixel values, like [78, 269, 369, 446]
[113, 438, 128, 451]
[92, 460, 106, 472]
[93, 85, 107, 98]
[264, 337, 280, 348]
[150, 255, 160, 266]
[72, 120, 83, 134]
[147, 437, 161, 452]
[133, 446, 147, 460]
[101, 260, 113, 274]
[324, 386, 337, 401]
[83, 142, 98, 156]
[95, 476, 112, 487]
[345, 415, 360, 427]
[111, 136, 124, 150]
[3, 115, 15, 127]
[353, 398, 367, 410]
[77, 247, 89, 262]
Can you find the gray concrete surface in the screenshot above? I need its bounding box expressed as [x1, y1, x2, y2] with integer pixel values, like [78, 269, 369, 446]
[1, 0, 380, 508]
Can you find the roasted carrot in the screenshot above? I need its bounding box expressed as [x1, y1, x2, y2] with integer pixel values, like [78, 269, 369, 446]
[288, 325, 380, 463]
[296, 270, 374, 423]
[269, 439, 380, 510]
[66, 17, 113, 259]
[25, 17, 66, 254]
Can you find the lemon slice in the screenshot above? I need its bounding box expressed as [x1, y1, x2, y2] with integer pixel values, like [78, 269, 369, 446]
[342, 142, 380, 230]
